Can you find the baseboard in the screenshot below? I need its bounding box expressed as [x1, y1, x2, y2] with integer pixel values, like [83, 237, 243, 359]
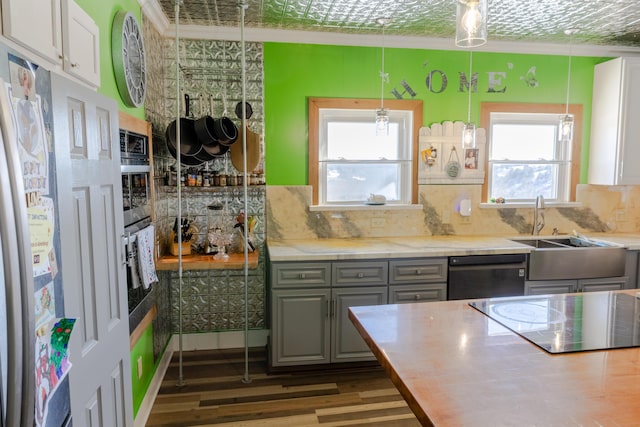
[168, 329, 269, 352]
[133, 346, 174, 427]
[132, 329, 269, 427]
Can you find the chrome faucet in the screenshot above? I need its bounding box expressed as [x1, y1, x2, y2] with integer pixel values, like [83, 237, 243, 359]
[532, 194, 545, 235]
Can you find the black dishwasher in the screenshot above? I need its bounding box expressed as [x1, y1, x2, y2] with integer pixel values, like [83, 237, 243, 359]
[448, 254, 527, 300]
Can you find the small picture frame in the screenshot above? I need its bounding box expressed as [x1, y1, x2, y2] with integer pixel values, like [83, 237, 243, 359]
[464, 148, 478, 170]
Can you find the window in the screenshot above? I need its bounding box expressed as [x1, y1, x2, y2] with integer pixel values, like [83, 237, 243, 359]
[309, 98, 422, 206]
[481, 103, 582, 203]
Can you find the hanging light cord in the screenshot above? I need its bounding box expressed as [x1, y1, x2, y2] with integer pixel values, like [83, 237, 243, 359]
[565, 32, 574, 116]
[467, 50, 473, 123]
[380, 22, 386, 111]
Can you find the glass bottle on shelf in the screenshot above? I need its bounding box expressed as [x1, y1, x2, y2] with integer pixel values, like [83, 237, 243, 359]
[206, 203, 229, 259]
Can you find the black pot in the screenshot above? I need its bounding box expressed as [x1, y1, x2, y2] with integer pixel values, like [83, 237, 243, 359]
[194, 115, 218, 146]
[213, 116, 238, 146]
[166, 139, 203, 166]
[166, 94, 202, 156]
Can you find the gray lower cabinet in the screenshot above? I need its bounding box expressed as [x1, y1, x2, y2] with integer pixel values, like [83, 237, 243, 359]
[580, 276, 628, 292]
[389, 258, 447, 303]
[270, 260, 388, 367]
[525, 277, 628, 296]
[332, 286, 387, 362]
[271, 288, 331, 365]
[525, 280, 578, 295]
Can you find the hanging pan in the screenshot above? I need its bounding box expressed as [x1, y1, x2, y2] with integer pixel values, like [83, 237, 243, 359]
[165, 93, 203, 160]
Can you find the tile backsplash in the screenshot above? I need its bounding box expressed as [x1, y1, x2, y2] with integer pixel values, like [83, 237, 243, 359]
[266, 184, 640, 240]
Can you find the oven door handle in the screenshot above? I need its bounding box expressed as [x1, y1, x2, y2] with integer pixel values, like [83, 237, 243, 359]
[122, 232, 136, 266]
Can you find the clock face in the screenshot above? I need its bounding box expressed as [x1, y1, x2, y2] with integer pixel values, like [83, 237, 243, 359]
[112, 11, 146, 108]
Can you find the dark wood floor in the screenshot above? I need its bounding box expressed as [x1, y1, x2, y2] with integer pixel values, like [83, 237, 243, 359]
[146, 348, 421, 426]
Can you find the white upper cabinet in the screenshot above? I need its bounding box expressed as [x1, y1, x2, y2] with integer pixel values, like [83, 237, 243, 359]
[1, 0, 99, 87]
[589, 57, 640, 185]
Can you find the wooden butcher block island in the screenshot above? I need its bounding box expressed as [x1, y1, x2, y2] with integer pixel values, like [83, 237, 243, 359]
[349, 290, 640, 426]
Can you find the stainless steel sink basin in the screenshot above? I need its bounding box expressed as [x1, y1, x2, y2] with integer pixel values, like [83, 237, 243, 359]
[511, 237, 626, 280]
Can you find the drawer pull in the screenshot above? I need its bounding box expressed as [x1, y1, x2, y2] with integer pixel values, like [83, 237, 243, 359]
[357, 272, 364, 279]
[299, 273, 306, 280]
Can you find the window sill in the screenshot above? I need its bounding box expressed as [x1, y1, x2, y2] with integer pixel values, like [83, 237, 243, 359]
[309, 204, 423, 212]
[479, 201, 583, 209]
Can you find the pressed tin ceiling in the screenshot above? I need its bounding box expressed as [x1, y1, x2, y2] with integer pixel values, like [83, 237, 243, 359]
[154, 0, 640, 48]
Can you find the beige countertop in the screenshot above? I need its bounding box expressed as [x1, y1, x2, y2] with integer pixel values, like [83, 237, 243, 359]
[348, 291, 640, 426]
[266, 234, 640, 261]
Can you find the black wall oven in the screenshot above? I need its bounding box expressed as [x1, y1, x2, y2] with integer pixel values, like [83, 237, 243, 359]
[120, 127, 153, 327]
[120, 128, 151, 229]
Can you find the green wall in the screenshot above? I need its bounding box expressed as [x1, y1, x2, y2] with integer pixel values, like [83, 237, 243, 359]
[264, 43, 608, 185]
[129, 326, 155, 417]
[75, 0, 144, 119]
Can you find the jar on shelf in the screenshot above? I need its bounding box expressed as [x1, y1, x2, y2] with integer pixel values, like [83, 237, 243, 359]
[206, 203, 228, 257]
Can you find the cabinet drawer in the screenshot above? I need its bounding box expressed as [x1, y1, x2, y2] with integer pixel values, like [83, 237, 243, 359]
[389, 284, 446, 303]
[332, 261, 388, 287]
[271, 262, 331, 288]
[389, 258, 447, 284]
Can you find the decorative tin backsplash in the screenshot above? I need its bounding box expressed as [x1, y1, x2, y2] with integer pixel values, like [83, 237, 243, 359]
[143, 17, 267, 337]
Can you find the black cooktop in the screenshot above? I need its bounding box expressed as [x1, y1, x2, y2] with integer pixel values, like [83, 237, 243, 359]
[469, 291, 640, 354]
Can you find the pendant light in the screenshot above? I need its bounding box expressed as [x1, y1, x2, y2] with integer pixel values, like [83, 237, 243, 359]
[375, 17, 390, 135]
[560, 29, 578, 145]
[455, 0, 488, 48]
[462, 49, 476, 149]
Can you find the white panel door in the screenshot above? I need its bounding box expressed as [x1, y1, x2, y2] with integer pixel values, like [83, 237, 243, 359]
[51, 74, 133, 427]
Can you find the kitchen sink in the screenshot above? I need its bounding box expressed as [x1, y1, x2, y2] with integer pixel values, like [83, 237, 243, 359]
[510, 236, 626, 280]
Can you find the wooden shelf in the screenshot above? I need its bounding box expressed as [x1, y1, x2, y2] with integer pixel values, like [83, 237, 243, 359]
[156, 250, 259, 271]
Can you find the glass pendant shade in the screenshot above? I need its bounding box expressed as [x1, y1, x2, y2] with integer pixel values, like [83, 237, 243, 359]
[559, 114, 574, 143]
[462, 122, 476, 148]
[456, 0, 488, 48]
[376, 108, 389, 135]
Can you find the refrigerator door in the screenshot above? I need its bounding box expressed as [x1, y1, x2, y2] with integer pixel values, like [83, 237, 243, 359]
[0, 78, 36, 427]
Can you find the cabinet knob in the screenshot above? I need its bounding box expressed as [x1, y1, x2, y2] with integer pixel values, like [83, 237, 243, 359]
[299, 273, 306, 280]
[357, 272, 364, 278]
[414, 294, 421, 300]
[416, 269, 422, 275]
[71, 62, 79, 68]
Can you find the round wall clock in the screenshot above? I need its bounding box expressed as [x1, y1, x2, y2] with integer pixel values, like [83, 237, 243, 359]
[112, 11, 147, 108]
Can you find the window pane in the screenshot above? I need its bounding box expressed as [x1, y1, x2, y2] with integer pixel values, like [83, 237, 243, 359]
[491, 124, 557, 160]
[327, 122, 400, 160]
[326, 163, 400, 202]
[490, 163, 558, 200]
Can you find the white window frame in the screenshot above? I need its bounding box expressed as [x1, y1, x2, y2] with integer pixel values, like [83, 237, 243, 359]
[488, 112, 571, 203]
[308, 98, 422, 206]
[480, 102, 582, 204]
[317, 108, 413, 205]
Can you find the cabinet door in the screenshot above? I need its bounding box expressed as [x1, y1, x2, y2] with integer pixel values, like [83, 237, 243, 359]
[332, 287, 387, 363]
[618, 59, 640, 184]
[389, 283, 446, 303]
[62, 0, 100, 87]
[579, 277, 627, 293]
[2, 0, 63, 63]
[525, 280, 577, 296]
[271, 289, 330, 366]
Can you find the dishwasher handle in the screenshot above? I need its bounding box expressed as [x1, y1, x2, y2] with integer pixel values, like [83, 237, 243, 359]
[449, 253, 526, 267]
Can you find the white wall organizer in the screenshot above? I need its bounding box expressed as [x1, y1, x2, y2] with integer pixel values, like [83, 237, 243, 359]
[418, 121, 486, 184]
